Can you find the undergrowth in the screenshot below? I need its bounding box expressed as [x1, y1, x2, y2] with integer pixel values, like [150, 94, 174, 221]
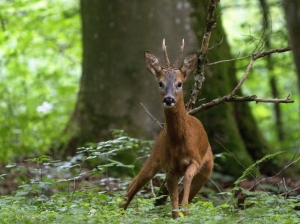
[0, 130, 300, 223]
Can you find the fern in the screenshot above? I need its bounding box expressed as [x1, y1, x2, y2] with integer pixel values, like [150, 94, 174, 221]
[233, 151, 284, 188]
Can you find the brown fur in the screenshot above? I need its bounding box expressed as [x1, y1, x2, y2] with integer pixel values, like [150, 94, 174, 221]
[121, 41, 214, 219]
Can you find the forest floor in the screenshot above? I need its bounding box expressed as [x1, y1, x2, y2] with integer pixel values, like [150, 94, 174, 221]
[1, 160, 300, 204]
[1, 160, 300, 223]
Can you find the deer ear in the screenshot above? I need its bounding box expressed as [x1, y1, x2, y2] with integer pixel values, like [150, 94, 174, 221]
[145, 51, 162, 76]
[180, 52, 198, 78]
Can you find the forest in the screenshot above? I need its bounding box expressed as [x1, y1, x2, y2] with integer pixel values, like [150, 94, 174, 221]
[0, 0, 300, 223]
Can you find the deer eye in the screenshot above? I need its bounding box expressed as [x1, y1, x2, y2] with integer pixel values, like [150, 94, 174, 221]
[158, 81, 163, 88]
[177, 82, 182, 88]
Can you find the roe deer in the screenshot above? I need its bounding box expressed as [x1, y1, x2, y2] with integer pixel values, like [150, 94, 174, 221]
[121, 39, 214, 219]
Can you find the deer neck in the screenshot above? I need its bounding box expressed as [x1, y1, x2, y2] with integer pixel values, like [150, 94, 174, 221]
[164, 95, 186, 140]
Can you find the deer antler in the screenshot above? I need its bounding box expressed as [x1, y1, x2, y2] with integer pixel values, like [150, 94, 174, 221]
[162, 39, 171, 68]
[173, 39, 184, 68]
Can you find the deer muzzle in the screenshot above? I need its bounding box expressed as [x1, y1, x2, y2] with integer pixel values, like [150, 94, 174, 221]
[163, 96, 176, 108]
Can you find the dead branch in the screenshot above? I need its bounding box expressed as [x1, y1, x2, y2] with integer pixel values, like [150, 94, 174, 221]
[280, 186, 300, 196]
[209, 178, 227, 201]
[253, 46, 291, 60]
[188, 95, 294, 115]
[140, 103, 163, 128]
[205, 42, 290, 66]
[206, 52, 249, 66]
[188, 46, 294, 116]
[207, 37, 223, 51]
[227, 47, 291, 99]
[185, 0, 219, 111]
[150, 179, 156, 197]
[229, 95, 293, 103]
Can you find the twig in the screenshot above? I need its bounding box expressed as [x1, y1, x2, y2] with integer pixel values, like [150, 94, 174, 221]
[185, 0, 219, 111]
[209, 178, 226, 201]
[188, 95, 294, 115]
[208, 37, 224, 51]
[150, 179, 156, 197]
[140, 103, 163, 128]
[214, 139, 270, 194]
[282, 178, 288, 199]
[246, 147, 300, 195]
[247, 153, 300, 192]
[253, 46, 291, 60]
[226, 58, 255, 99]
[228, 95, 293, 103]
[206, 52, 250, 66]
[226, 43, 268, 99]
[280, 186, 300, 196]
[206, 44, 287, 66]
[188, 46, 293, 116]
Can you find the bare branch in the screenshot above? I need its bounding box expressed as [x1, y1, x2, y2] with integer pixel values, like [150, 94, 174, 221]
[207, 46, 291, 66]
[227, 46, 291, 99]
[229, 95, 293, 103]
[188, 95, 294, 115]
[150, 179, 156, 197]
[206, 52, 249, 66]
[281, 186, 300, 196]
[253, 46, 292, 60]
[227, 58, 255, 99]
[207, 37, 224, 51]
[185, 0, 219, 111]
[188, 46, 293, 116]
[281, 178, 288, 199]
[140, 103, 163, 128]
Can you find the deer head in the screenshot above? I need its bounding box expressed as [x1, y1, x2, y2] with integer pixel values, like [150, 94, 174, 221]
[145, 39, 198, 108]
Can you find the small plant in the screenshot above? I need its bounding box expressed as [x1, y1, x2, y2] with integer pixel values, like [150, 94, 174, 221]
[1, 131, 300, 223]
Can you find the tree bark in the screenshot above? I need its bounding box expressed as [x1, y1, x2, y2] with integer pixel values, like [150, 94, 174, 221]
[283, 0, 300, 92]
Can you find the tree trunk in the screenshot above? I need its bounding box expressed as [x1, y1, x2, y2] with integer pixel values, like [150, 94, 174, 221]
[283, 0, 300, 92]
[259, 0, 285, 141]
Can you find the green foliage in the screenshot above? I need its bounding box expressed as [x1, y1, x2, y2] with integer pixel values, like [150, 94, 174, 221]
[1, 132, 300, 223]
[0, 0, 81, 162]
[79, 129, 153, 177]
[220, 0, 300, 156]
[233, 151, 284, 188]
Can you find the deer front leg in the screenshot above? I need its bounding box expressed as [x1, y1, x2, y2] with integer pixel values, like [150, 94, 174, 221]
[181, 162, 200, 216]
[166, 173, 179, 219]
[121, 153, 161, 210]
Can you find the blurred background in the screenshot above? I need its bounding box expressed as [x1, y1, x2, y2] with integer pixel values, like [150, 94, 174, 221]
[0, 0, 299, 177]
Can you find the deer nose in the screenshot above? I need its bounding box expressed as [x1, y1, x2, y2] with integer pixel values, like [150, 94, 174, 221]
[163, 97, 176, 107]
